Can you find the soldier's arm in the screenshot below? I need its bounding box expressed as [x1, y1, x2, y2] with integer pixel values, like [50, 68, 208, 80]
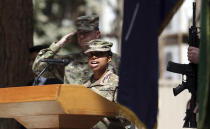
[90, 87, 116, 102]
[32, 32, 77, 81]
[32, 42, 64, 81]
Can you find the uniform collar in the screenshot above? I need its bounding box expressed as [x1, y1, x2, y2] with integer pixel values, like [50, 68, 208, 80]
[89, 70, 112, 86]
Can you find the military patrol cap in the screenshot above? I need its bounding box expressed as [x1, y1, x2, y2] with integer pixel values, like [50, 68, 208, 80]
[84, 39, 113, 54]
[75, 15, 99, 31]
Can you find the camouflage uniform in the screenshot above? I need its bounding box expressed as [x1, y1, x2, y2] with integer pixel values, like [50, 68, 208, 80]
[32, 15, 120, 84]
[83, 39, 119, 101]
[83, 39, 127, 129]
[84, 70, 118, 102]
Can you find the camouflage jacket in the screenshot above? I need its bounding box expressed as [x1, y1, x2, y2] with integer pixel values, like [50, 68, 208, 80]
[32, 42, 120, 85]
[83, 70, 119, 102]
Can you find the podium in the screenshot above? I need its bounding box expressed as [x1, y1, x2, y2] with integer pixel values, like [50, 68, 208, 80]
[0, 84, 118, 129]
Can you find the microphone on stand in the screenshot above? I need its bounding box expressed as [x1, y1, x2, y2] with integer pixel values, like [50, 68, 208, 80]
[40, 58, 70, 66]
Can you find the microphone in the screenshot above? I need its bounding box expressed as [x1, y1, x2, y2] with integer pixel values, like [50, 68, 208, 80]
[40, 58, 70, 65]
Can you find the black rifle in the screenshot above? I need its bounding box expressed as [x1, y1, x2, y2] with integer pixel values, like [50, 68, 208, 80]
[166, 2, 199, 128]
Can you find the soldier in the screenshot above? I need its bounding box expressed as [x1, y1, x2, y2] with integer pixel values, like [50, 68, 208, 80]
[84, 39, 118, 102]
[32, 15, 120, 85]
[84, 39, 132, 129]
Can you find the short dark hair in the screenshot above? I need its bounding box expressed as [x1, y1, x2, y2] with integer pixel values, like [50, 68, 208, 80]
[29, 45, 49, 53]
[107, 51, 112, 57]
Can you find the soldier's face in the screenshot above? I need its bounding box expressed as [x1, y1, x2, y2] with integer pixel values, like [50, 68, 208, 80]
[87, 52, 111, 73]
[77, 30, 100, 50]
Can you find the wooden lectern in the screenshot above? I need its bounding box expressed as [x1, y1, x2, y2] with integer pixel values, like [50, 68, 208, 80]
[0, 84, 118, 129]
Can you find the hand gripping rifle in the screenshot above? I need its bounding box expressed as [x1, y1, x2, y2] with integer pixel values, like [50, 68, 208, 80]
[166, 2, 199, 128]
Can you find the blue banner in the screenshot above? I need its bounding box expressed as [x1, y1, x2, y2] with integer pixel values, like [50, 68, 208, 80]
[118, 0, 183, 129]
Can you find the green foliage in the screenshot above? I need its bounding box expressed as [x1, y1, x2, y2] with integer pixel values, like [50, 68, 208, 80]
[33, 0, 122, 54]
[33, 0, 87, 46]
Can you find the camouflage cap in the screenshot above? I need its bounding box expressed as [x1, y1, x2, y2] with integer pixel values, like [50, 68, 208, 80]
[84, 39, 113, 54]
[75, 15, 99, 31]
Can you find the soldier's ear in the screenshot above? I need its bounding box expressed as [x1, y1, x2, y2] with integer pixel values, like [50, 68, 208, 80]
[108, 56, 111, 63]
[95, 30, 100, 38]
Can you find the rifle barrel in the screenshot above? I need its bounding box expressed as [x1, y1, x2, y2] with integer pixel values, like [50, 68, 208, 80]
[193, 2, 196, 27]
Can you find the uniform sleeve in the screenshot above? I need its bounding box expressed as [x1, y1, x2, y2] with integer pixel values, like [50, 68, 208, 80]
[92, 78, 119, 102]
[109, 74, 119, 102]
[90, 86, 117, 102]
[113, 86, 118, 102]
[32, 42, 64, 81]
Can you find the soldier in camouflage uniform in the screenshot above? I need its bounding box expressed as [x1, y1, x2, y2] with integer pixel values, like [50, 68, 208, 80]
[83, 39, 118, 102]
[84, 39, 128, 129]
[32, 15, 120, 85]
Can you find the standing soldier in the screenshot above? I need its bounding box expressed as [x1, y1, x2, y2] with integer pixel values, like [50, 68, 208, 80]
[32, 15, 120, 85]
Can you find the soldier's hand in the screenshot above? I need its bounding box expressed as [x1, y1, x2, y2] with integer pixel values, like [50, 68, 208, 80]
[56, 31, 77, 47]
[187, 46, 200, 64]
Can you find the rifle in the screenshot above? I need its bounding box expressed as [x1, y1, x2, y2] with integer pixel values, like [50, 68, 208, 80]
[166, 2, 199, 128]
